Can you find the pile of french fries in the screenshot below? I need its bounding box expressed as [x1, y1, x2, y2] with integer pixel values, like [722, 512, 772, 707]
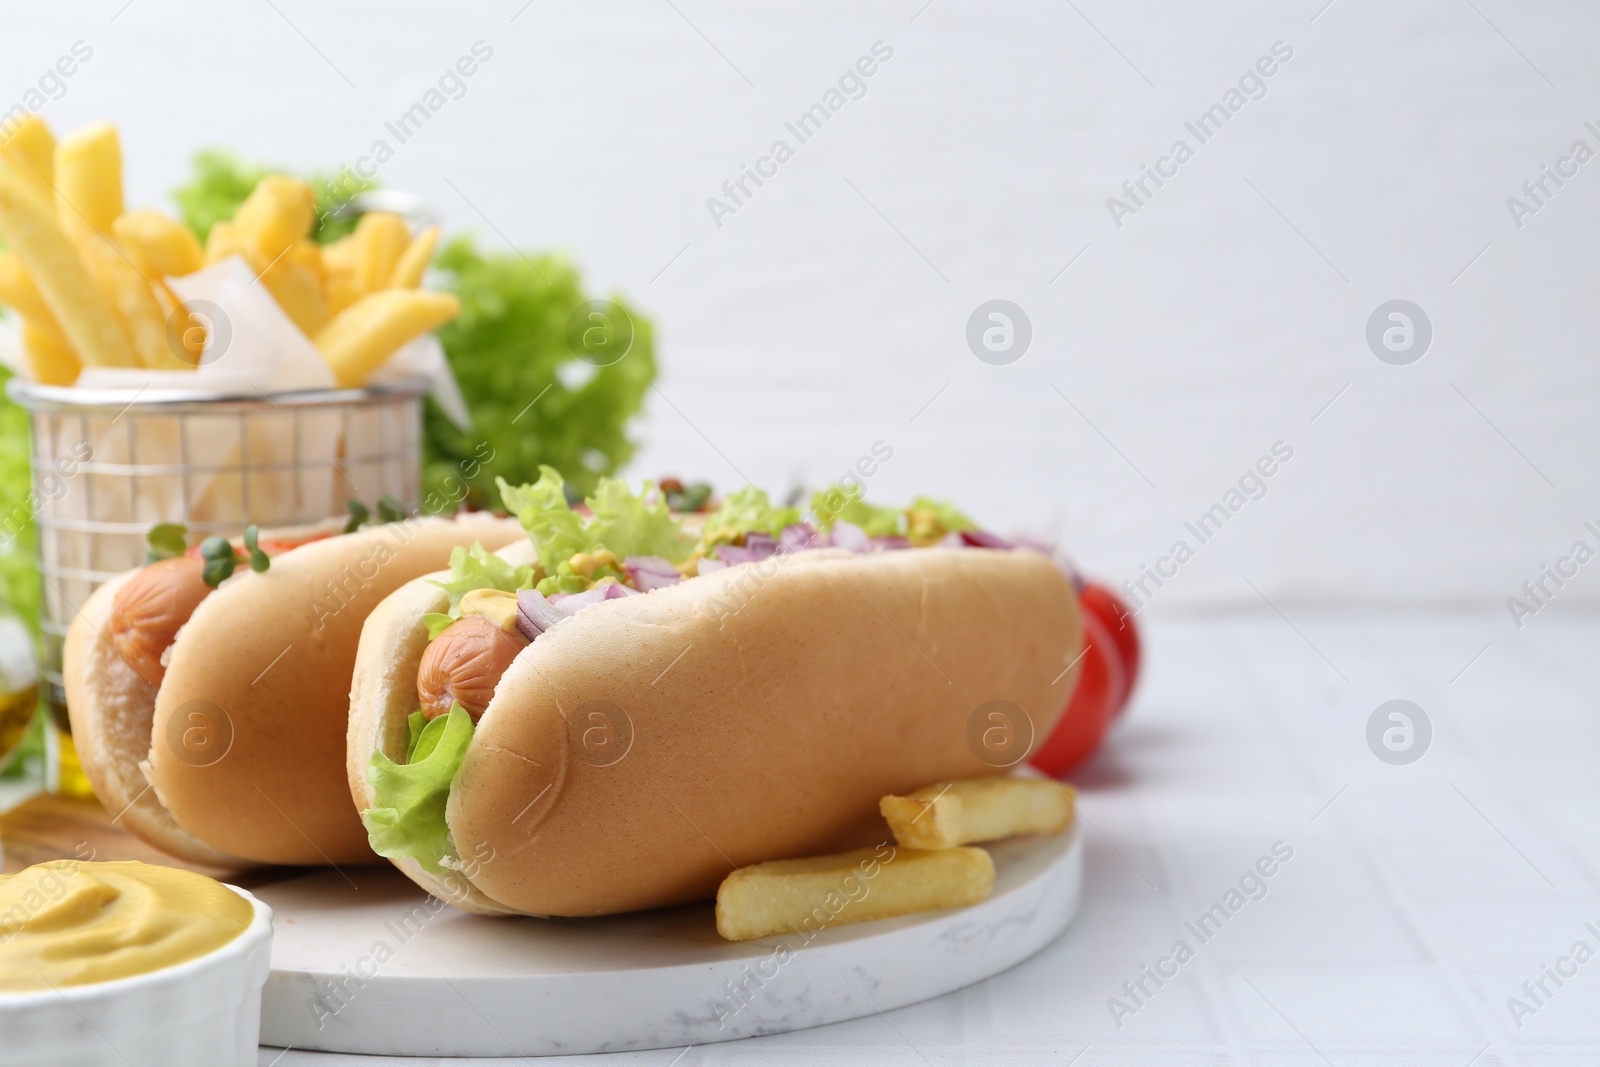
[715, 776, 1076, 941]
[0, 116, 457, 388]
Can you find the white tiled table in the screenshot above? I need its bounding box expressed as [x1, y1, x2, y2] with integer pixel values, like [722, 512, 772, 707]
[262, 614, 1600, 1065]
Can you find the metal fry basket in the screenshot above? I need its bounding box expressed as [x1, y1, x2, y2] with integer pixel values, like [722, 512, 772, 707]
[7, 377, 428, 713]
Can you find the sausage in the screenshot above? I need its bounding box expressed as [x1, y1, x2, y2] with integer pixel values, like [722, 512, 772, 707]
[108, 556, 214, 686]
[416, 615, 528, 720]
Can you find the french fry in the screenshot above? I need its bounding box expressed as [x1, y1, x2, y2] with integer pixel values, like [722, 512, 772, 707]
[50, 123, 180, 369]
[205, 220, 328, 338]
[1, 221, 92, 381]
[321, 233, 358, 271]
[715, 845, 995, 942]
[881, 777, 1075, 851]
[233, 176, 314, 261]
[0, 167, 136, 367]
[322, 267, 361, 318]
[74, 230, 181, 370]
[0, 115, 57, 209]
[321, 235, 361, 315]
[353, 211, 410, 296]
[388, 225, 439, 289]
[0, 251, 59, 326]
[258, 256, 328, 337]
[286, 238, 324, 286]
[20, 319, 81, 386]
[203, 219, 255, 268]
[314, 288, 459, 388]
[113, 209, 204, 351]
[53, 122, 123, 236]
[113, 208, 204, 280]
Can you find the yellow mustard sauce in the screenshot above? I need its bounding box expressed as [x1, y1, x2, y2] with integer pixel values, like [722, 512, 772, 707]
[0, 860, 252, 992]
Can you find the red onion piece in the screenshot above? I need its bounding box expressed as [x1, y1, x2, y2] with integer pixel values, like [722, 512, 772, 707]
[779, 523, 818, 554]
[829, 520, 871, 554]
[961, 529, 1013, 550]
[625, 555, 681, 591]
[550, 586, 608, 614]
[516, 589, 564, 640]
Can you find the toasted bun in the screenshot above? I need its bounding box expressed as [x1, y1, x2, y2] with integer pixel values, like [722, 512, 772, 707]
[67, 513, 523, 867]
[346, 564, 521, 914]
[64, 572, 247, 867]
[350, 546, 1081, 916]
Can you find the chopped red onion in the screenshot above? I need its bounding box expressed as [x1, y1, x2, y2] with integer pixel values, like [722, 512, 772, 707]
[603, 581, 639, 598]
[961, 529, 1013, 550]
[873, 536, 911, 551]
[698, 558, 727, 575]
[549, 586, 608, 614]
[516, 589, 564, 640]
[779, 523, 818, 554]
[829, 520, 871, 554]
[625, 555, 681, 591]
[716, 533, 780, 565]
[938, 531, 966, 548]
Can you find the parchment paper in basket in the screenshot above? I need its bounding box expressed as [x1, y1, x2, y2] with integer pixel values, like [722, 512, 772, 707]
[40, 257, 466, 574]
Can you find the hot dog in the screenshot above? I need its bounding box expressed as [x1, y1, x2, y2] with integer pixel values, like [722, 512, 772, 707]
[64, 512, 523, 866]
[347, 470, 1083, 917]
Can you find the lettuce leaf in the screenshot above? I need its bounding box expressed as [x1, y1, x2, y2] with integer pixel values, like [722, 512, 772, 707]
[585, 477, 696, 563]
[500, 467, 696, 580]
[432, 541, 537, 613]
[427, 238, 655, 504]
[362, 704, 475, 876]
[809, 485, 904, 537]
[0, 367, 44, 780]
[499, 468, 588, 575]
[906, 496, 976, 544]
[702, 487, 801, 544]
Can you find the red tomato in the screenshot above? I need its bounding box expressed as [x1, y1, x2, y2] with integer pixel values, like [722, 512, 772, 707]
[1080, 583, 1140, 719]
[1030, 581, 1141, 777]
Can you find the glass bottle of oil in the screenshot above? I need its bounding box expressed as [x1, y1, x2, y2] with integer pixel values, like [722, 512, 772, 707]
[0, 612, 40, 775]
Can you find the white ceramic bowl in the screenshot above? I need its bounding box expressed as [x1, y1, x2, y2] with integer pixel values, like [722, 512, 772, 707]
[0, 884, 272, 1067]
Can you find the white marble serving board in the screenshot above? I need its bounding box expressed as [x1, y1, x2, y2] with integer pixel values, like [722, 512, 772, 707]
[255, 823, 1083, 1058]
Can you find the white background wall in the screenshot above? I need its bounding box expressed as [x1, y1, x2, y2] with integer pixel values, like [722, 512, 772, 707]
[6, 0, 1597, 616]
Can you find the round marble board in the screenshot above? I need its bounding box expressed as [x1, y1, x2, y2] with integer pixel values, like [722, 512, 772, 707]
[255, 822, 1082, 1057]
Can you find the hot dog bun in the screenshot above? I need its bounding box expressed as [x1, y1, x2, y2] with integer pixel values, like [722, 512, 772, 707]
[65, 570, 246, 868]
[348, 545, 1081, 916]
[65, 513, 524, 866]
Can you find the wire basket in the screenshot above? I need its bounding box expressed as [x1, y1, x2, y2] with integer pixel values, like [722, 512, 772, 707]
[6, 377, 428, 714]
